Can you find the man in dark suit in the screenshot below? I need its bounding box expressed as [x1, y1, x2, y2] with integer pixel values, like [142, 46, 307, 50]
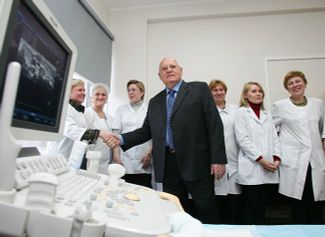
[109, 57, 227, 223]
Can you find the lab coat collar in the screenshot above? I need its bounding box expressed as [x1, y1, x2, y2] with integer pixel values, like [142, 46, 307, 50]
[217, 103, 230, 114]
[128, 101, 146, 115]
[69, 100, 85, 113]
[246, 106, 267, 124]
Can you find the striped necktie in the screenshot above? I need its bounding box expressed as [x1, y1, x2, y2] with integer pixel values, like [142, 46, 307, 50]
[166, 90, 176, 149]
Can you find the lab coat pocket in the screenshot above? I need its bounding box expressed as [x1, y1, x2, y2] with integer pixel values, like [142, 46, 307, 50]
[280, 144, 302, 170]
[239, 158, 255, 180]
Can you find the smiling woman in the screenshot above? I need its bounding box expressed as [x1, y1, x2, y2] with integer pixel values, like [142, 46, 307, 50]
[209, 79, 241, 224]
[272, 70, 325, 224]
[84, 83, 113, 174]
[283, 71, 308, 106]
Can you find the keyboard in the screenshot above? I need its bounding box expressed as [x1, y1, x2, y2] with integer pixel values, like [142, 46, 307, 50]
[10, 154, 179, 237]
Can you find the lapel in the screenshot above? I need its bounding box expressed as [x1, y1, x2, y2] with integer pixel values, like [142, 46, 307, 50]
[259, 110, 268, 124]
[157, 81, 188, 121]
[172, 81, 188, 117]
[247, 106, 267, 125]
[128, 103, 136, 116]
[158, 90, 167, 122]
[247, 107, 257, 122]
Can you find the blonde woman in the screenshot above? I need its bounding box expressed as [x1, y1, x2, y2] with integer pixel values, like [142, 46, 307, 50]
[234, 81, 280, 224]
[84, 83, 113, 174]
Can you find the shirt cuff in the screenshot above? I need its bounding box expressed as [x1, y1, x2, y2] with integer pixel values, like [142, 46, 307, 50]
[256, 156, 263, 162]
[119, 134, 125, 145]
[273, 155, 281, 162]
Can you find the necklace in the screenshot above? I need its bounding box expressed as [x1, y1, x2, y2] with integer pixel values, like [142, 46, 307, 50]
[290, 96, 307, 107]
[216, 100, 226, 109]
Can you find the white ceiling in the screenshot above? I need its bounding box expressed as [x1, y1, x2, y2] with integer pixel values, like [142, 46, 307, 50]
[104, 0, 224, 11]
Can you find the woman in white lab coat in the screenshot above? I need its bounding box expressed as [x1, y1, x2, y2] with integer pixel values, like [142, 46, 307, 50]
[272, 70, 325, 224]
[84, 83, 113, 174]
[209, 79, 241, 224]
[112, 80, 152, 188]
[47, 79, 113, 170]
[234, 81, 281, 224]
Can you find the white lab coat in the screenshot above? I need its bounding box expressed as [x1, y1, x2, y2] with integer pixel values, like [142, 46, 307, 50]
[112, 103, 152, 174]
[47, 104, 87, 159]
[214, 103, 241, 195]
[272, 97, 325, 201]
[84, 107, 113, 175]
[234, 106, 280, 185]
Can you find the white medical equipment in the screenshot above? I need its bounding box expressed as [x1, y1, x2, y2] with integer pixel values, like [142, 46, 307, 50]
[1, 154, 180, 237]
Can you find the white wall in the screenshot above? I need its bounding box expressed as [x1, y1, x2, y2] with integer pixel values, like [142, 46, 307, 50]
[147, 11, 325, 109]
[90, 0, 325, 114]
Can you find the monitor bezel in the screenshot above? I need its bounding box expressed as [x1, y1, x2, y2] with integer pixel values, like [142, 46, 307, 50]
[0, 0, 77, 141]
[0, 0, 17, 104]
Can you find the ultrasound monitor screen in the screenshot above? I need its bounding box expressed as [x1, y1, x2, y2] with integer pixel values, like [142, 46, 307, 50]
[1, 0, 72, 132]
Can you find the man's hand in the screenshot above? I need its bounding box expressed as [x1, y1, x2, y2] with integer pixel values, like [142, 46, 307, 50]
[210, 164, 226, 179]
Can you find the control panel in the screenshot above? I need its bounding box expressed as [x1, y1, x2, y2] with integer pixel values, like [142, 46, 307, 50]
[15, 154, 68, 189]
[8, 154, 179, 237]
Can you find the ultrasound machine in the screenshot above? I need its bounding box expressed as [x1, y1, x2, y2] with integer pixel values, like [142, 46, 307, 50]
[0, 1, 181, 236]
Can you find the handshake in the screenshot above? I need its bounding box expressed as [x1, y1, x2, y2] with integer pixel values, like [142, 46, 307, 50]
[99, 131, 121, 148]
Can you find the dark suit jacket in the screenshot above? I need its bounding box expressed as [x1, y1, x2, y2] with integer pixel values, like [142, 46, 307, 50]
[122, 81, 227, 183]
